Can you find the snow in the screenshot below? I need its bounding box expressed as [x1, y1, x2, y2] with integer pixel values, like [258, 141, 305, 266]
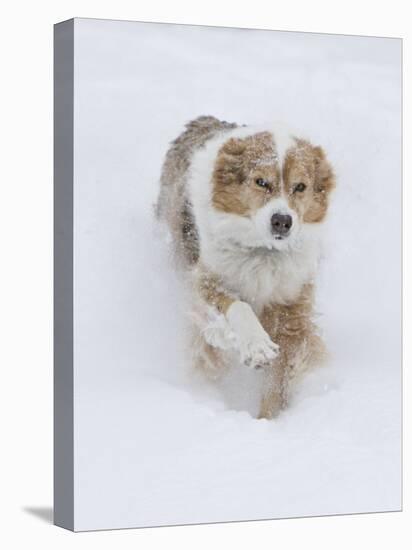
[72, 18, 401, 531]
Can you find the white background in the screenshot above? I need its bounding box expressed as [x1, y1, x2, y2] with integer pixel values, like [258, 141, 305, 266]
[0, 0, 410, 548]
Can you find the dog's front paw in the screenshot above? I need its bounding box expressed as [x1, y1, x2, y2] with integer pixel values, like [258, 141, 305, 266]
[226, 301, 280, 369]
[239, 334, 279, 369]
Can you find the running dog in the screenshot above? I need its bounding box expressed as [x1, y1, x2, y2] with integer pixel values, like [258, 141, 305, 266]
[156, 116, 335, 419]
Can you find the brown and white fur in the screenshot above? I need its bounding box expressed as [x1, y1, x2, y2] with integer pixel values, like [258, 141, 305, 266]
[156, 116, 335, 419]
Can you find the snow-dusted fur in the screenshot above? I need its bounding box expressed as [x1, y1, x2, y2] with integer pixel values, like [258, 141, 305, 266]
[157, 116, 335, 418]
[188, 126, 322, 310]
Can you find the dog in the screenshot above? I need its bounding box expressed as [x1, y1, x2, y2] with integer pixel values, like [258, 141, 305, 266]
[156, 116, 335, 419]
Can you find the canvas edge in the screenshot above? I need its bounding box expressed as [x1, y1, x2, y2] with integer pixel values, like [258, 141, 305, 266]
[53, 18, 75, 532]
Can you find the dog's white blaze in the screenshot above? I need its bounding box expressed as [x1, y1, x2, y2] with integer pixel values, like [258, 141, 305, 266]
[272, 126, 295, 166]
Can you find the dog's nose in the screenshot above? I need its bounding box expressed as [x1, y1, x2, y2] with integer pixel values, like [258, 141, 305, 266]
[271, 213, 292, 236]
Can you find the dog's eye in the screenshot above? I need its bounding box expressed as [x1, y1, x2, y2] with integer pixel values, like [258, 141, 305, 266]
[293, 182, 306, 193]
[255, 178, 270, 189]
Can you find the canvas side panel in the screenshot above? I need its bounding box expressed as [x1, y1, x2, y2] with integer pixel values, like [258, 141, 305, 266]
[53, 18, 74, 531]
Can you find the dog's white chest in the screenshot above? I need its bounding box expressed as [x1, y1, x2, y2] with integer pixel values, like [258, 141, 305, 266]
[206, 242, 319, 312]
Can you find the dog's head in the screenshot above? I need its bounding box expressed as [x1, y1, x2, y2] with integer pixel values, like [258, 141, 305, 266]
[211, 130, 335, 250]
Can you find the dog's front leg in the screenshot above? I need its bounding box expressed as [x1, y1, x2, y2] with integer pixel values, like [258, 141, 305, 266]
[225, 301, 279, 369]
[196, 267, 279, 367]
[257, 287, 316, 419]
[258, 357, 289, 419]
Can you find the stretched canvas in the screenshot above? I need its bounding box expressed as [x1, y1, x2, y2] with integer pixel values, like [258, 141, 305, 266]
[54, 18, 402, 531]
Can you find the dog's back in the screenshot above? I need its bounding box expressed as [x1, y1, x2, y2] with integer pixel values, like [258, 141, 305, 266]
[156, 116, 237, 266]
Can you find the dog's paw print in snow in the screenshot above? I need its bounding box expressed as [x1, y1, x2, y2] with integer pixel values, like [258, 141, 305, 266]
[240, 334, 279, 369]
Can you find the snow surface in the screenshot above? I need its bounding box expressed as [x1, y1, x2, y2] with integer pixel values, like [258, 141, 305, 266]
[72, 19, 401, 531]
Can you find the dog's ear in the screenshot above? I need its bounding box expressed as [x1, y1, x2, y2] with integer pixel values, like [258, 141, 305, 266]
[213, 137, 246, 186]
[302, 145, 335, 223]
[313, 146, 335, 194]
